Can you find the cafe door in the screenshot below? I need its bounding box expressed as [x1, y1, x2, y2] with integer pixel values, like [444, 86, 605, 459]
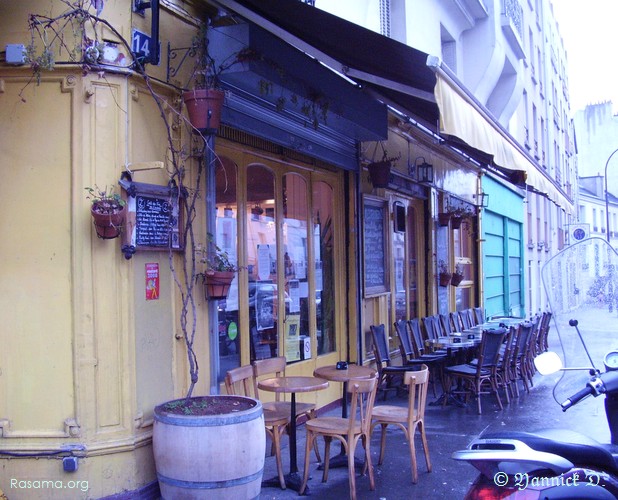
[214, 143, 343, 384]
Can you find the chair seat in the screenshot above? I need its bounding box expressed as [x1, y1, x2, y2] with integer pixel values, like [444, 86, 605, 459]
[445, 363, 491, 377]
[305, 416, 362, 436]
[371, 405, 418, 424]
[263, 400, 316, 418]
[263, 408, 291, 426]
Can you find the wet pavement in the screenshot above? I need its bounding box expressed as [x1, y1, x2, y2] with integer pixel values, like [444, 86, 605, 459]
[259, 313, 617, 499]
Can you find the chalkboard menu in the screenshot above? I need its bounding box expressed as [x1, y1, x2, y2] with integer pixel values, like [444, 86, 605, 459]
[136, 195, 173, 247]
[120, 178, 184, 253]
[363, 196, 389, 295]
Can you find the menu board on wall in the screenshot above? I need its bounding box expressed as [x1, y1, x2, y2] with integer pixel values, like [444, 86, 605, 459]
[363, 196, 389, 296]
[121, 178, 184, 252]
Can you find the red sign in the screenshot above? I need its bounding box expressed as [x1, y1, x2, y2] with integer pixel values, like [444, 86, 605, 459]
[145, 263, 159, 300]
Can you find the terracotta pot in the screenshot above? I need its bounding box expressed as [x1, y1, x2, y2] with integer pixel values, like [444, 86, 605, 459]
[182, 89, 225, 131]
[154, 395, 265, 499]
[439, 272, 452, 287]
[438, 213, 451, 226]
[91, 203, 126, 239]
[203, 270, 235, 300]
[450, 273, 464, 287]
[367, 160, 392, 188]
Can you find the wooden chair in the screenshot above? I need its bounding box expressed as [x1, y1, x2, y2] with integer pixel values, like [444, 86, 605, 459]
[443, 327, 507, 414]
[370, 324, 411, 399]
[422, 315, 442, 341]
[495, 325, 517, 403]
[407, 318, 447, 395]
[536, 311, 552, 353]
[458, 309, 473, 330]
[371, 365, 431, 483]
[225, 365, 290, 489]
[473, 306, 485, 325]
[253, 356, 320, 461]
[439, 313, 455, 335]
[393, 320, 427, 367]
[509, 321, 534, 396]
[300, 377, 378, 500]
[449, 312, 462, 332]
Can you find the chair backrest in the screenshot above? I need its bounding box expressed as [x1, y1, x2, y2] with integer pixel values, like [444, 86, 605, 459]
[513, 321, 533, 358]
[394, 320, 415, 361]
[225, 365, 256, 398]
[449, 312, 461, 332]
[423, 316, 441, 341]
[347, 376, 378, 436]
[253, 356, 286, 401]
[407, 319, 426, 357]
[370, 324, 393, 367]
[458, 309, 473, 330]
[499, 326, 517, 372]
[473, 307, 485, 325]
[439, 313, 454, 335]
[403, 365, 429, 423]
[478, 327, 507, 369]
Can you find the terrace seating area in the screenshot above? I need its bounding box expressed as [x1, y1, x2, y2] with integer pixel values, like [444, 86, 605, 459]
[371, 308, 553, 414]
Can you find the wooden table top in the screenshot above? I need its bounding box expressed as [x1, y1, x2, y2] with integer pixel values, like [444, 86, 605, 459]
[313, 364, 376, 383]
[258, 376, 329, 394]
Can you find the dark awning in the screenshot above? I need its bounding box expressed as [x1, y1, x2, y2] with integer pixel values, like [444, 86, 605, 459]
[210, 0, 439, 127]
[209, 0, 572, 211]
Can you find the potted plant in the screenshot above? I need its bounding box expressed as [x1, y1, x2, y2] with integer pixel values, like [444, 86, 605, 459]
[438, 213, 451, 227]
[197, 235, 238, 300]
[366, 148, 400, 188]
[85, 186, 126, 239]
[438, 260, 452, 287]
[451, 263, 465, 287]
[182, 27, 254, 132]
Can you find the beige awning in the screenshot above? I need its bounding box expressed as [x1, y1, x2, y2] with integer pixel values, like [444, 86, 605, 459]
[434, 73, 573, 212]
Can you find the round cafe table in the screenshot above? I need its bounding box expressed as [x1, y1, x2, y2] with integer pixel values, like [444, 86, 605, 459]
[258, 375, 328, 492]
[313, 364, 376, 469]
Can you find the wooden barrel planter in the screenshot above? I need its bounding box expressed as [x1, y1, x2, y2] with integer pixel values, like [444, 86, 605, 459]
[153, 395, 265, 499]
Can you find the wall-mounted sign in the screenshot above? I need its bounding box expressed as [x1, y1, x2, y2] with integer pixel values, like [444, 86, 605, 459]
[120, 176, 184, 257]
[145, 263, 159, 300]
[362, 195, 389, 296]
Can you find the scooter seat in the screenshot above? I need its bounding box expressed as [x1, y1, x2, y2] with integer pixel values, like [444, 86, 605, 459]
[481, 429, 618, 473]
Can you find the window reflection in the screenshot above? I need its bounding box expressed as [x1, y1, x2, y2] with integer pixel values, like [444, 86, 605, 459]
[313, 181, 336, 355]
[215, 157, 239, 384]
[246, 164, 278, 361]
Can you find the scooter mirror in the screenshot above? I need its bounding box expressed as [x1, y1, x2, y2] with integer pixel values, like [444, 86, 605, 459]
[535, 351, 563, 375]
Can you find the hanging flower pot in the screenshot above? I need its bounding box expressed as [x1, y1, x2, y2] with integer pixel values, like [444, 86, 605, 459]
[182, 89, 225, 131]
[85, 186, 127, 240]
[450, 272, 464, 287]
[202, 270, 235, 300]
[367, 160, 392, 188]
[451, 216, 463, 229]
[439, 272, 452, 287]
[438, 213, 451, 227]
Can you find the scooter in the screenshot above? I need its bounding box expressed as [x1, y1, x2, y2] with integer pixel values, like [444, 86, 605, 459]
[453, 237, 618, 499]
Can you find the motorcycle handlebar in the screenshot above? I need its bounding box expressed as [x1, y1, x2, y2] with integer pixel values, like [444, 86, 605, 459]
[561, 386, 594, 411]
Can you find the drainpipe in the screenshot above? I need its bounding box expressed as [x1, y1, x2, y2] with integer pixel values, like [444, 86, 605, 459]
[205, 133, 219, 395]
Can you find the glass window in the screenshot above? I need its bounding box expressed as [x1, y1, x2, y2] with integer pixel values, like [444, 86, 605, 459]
[313, 181, 336, 355]
[282, 173, 309, 362]
[215, 157, 239, 384]
[246, 164, 278, 361]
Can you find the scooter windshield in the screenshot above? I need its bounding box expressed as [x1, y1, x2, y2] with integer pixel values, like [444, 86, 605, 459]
[541, 237, 618, 402]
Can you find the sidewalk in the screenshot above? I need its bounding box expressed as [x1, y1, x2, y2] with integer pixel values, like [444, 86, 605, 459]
[259, 324, 613, 499]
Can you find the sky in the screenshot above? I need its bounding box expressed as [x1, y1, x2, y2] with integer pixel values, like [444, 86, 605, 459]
[551, 0, 618, 115]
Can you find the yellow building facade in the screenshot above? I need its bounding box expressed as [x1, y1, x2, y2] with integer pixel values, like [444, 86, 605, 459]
[0, 1, 485, 498]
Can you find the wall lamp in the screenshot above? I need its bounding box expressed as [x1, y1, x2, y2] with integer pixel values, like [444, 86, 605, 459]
[474, 191, 489, 208]
[413, 157, 434, 184]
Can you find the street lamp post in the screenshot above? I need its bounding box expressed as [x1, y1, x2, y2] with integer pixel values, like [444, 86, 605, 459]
[604, 147, 618, 242]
